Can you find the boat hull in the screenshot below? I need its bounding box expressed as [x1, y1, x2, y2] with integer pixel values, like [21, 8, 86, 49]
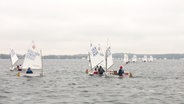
[22, 73, 41, 77]
[17, 72, 42, 77]
[86, 69, 133, 78]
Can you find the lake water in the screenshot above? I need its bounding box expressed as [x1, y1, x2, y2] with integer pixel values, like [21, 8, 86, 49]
[0, 59, 183, 104]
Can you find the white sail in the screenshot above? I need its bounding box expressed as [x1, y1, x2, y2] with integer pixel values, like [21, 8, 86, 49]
[132, 55, 137, 62]
[88, 43, 104, 69]
[91, 42, 114, 70]
[149, 56, 153, 62]
[97, 44, 105, 68]
[103, 42, 114, 78]
[124, 53, 129, 63]
[104, 44, 113, 70]
[142, 55, 147, 62]
[10, 49, 18, 69]
[22, 43, 42, 70]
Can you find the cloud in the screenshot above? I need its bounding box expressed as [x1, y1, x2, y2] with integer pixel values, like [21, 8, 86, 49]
[0, 0, 184, 54]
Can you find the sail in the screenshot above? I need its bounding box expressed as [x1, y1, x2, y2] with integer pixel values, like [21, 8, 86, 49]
[10, 49, 18, 66]
[142, 55, 147, 62]
[149, 56, 153, 62]
[105, 45, 113, 70]
[22, 43, 42, 70]
[97, 42, 113, 70]
[97, 44, 105, 68]
[88, 43, 104, 69]
[124, 54, 129, 63]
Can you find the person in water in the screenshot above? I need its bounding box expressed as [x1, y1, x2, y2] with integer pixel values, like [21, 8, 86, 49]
[118, 66, 124, 76]
[26, 67, 33, 74]
[98, 66, 105, 75]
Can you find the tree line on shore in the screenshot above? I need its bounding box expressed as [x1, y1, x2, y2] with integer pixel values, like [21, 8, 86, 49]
[1, 53, 184, 59]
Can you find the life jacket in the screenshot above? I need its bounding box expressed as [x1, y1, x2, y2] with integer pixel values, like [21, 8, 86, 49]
[99, 68, 104, 74]
[26, 69, 33, 74]
[118, 69, 124, 76]
[93, 71, 98, 74]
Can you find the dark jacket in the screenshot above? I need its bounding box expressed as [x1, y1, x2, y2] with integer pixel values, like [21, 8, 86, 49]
[99, 67, 105, 74]
[118, 68, 124, 76]
[26, 68, 33, 74]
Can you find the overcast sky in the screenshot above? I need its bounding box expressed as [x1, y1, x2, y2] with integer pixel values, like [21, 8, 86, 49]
[0, 0, 184, 55]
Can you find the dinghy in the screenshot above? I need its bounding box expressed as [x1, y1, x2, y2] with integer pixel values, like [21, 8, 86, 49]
[149, 56, 154, 62]
[87, 43, 104, 76]
[19, 41, 43, 77]
[142, 55, 148, 62]
[132, 55, 137, 63]
[124, 53, 129, 64]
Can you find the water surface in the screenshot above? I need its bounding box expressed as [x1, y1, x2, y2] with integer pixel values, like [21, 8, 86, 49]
[0, 59, 183, 104]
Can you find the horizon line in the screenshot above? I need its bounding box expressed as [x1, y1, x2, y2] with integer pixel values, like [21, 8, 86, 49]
[1, 52, 184, 56]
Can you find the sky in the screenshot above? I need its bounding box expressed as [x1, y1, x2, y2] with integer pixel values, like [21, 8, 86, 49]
[0, 0, 184, 55]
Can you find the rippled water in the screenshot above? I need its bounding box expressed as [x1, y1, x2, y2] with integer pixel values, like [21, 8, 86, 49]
[0, 59, 184, 104]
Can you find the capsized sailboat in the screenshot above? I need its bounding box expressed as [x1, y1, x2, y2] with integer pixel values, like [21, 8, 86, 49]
[18, 42, 43, 77]
[9, 49, 18, 71]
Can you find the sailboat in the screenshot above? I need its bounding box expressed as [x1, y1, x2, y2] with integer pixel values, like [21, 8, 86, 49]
[87, 43, 104, 75]
[104, 45, 132, 78]
[9, 49, 18, 71]
[132, 55, 137, 63]
[149, 56, 154, 62]
[124, 53, 129, 64]
[88, 41, 114, 76]
[142, 55, 147, 62]
[87, 42, 133, 78]
[19, 41, 43, 77]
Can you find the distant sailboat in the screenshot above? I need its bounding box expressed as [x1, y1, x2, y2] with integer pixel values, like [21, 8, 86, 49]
[124, 53, 129, 64]
[20, 41, 43, 77]
[9, 49, 18, 71]
[149, 56, 154, 62]
[142, 55, 147, 62]
[132, 55, 137, 63]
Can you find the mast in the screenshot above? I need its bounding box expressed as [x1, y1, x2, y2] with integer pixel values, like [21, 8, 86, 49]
[105, 49, 107, 72]
[88, 52, 93, 71]
[40, 50, 43, 76]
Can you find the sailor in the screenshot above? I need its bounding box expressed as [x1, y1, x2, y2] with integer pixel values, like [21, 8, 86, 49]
[17, 65, 19, 71]
[118, 66, 124, 76]
[26, 67, 33, 74]
[98, 66, 105, 75]
[93, 68, 98, 74]
[18, 64, 22, 71]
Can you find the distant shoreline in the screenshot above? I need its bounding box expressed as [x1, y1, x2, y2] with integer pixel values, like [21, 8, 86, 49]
[1, 53, 184, 59]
